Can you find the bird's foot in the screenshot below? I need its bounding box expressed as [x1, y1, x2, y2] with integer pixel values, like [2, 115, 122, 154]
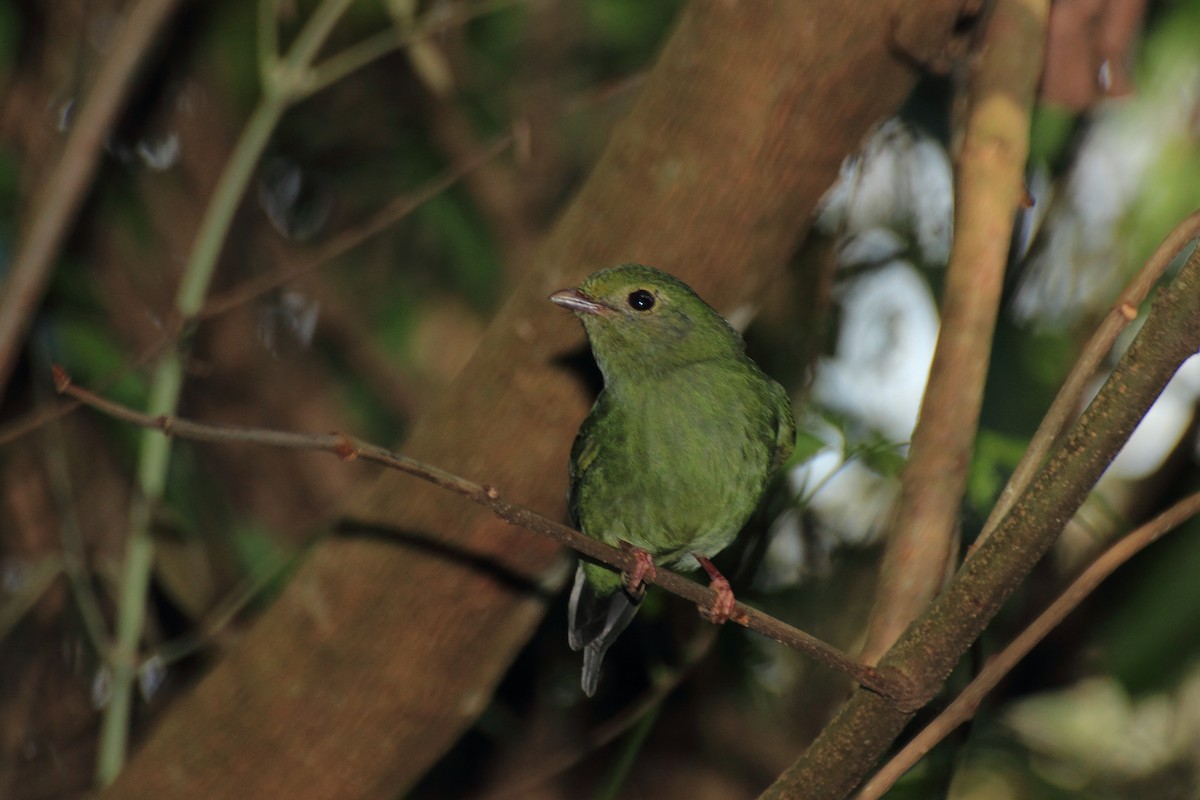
[696, 555, 742, 625]
[619, 541, 657, 597]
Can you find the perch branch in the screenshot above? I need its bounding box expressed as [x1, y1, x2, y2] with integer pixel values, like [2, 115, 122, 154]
[51, 365, 913, 704]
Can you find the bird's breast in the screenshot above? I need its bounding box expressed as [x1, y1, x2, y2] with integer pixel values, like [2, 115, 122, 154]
[576, 363, 777, 564]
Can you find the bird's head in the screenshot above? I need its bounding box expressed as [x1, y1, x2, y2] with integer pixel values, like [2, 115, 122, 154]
[550, 264, 744, 381]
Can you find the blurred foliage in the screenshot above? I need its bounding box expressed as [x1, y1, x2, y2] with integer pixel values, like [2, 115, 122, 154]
[1099, 515, 1200, 693]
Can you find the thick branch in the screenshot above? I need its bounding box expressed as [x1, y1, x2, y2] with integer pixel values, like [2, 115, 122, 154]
[978, 209, 1200, 544]
[763, 235, 1200, 799]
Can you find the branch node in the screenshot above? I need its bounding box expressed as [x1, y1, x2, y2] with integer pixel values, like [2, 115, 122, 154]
[482, 484, 501, 500]
[1118, 301, 1138, 321]
[870, 667, 929, 712]
[332, 433, 359, 461]
[52, 364, 72, 393]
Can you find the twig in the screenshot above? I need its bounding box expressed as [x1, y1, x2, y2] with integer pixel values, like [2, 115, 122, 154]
[305, 0, 526, 96]
[0, 334, 178, 449]
[0, 0, 185, 398]
[856, 490, 1200, 800]
[51, 366, 913, 704]
[596, 702, 660, 800]
[199, 70, 643, 324]
[861, 0, 1050, 662]
[153, 564, 292, 667]
[199, 133, 514, 321]
[976, 210, 1200, 546]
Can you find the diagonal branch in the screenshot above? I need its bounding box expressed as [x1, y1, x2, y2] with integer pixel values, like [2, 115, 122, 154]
[762, 226, 1200, 799]
[858, 489, 1200, 799]
[51, 365, 911, 702]
[0, 0, 186, 398]
[977, 209, 1200, 546]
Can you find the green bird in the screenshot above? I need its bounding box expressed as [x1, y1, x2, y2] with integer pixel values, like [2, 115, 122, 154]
[550, 264, 795, 696]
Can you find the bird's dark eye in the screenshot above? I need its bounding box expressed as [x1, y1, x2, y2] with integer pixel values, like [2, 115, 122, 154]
[627, 289, 655, 311]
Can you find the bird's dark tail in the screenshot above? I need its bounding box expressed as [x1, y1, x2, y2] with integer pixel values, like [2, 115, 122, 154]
[567, 562, 641, 697]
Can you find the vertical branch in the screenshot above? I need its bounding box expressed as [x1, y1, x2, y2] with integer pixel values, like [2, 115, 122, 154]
[93, 0, 356, 786]
[860, 0, 1050, 663]
[93, 0, 539, 785]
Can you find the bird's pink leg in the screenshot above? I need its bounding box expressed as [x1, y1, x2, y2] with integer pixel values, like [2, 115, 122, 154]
[695, 555, 741, 624]
[619, 541, 657, 596]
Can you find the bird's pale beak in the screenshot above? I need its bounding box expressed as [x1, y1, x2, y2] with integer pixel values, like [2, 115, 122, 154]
[550, 288, 611, 316]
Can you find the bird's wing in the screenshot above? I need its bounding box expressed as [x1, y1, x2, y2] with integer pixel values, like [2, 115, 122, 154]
[567, 392, 607, 528]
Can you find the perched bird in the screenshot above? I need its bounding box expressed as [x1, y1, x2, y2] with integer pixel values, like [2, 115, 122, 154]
[550, 264, 795, 696]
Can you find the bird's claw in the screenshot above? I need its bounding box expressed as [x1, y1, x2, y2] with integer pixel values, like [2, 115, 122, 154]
[619, 542, 657, 597]
[696, 554, 743, 625]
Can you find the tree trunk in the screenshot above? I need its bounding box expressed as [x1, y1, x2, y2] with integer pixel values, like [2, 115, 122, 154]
[102, 1, 970, 797]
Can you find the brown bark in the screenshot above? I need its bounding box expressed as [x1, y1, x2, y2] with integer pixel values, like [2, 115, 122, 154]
[861, 0, 1049, 663]
[101, 1, 971, 798]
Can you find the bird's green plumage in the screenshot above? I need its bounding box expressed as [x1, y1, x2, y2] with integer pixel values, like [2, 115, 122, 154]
[552, 264, 795, 696]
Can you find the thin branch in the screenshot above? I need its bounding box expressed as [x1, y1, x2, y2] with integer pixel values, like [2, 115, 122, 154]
[277, 0, 356, 84]
[51, 365, 913, 704]
[256, 0, 278, 85]
[153, 565, 292, 667]
[0, 0, 185, 398]
[977, 210, 1200, 546]
[0, 334, 178, 449]
[861, 0, 1050, 662]
[306, 0, 526, 96]
[199, 133, 514, 320]
[95, 73, 286, 796]
[857, 490, 1200, 800]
